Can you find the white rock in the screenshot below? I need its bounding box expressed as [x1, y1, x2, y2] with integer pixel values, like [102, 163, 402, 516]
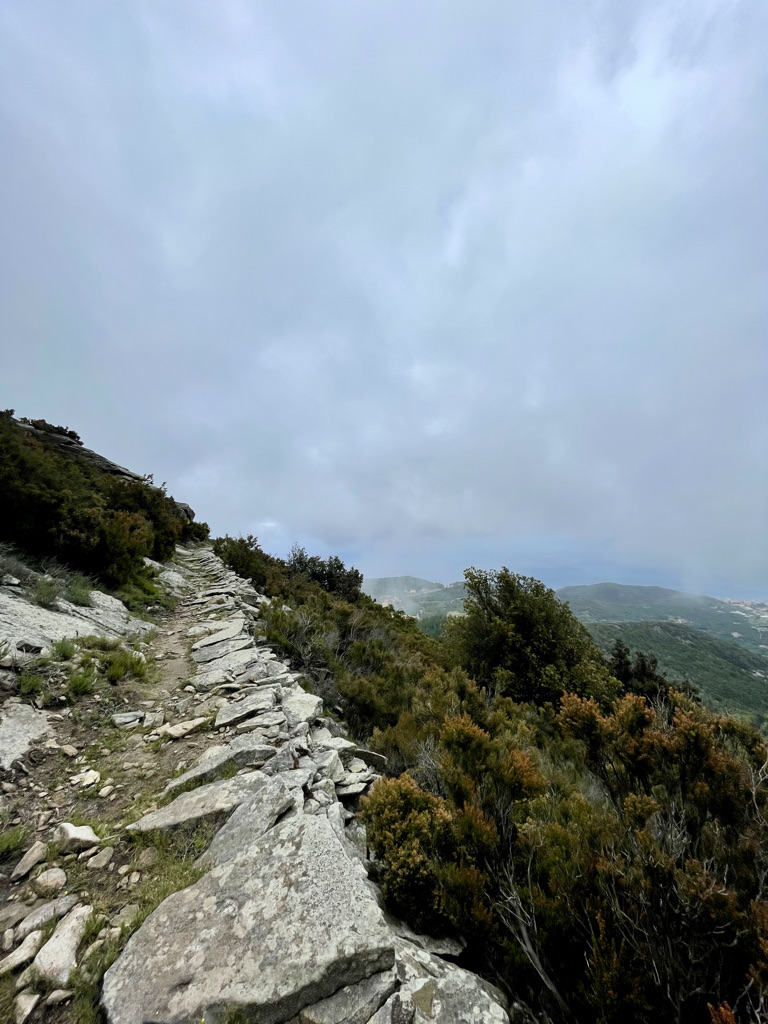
[33, 905, 93, 987]
[126, 771, 270, 833]
[191, 619, 247, 650]
[282, 690, 324, 729]
[155, 717, 207, 740]
[10, 841, 47, 881]
[0, 930, 44, 977]
[102, 817, 394, 1024]
[16, 895, 80, 941]
[162, 737, 277, 796]
[299, 968, 398, 1024]
[32, 867, 67, 895]
[53, 822, 101, 852]
[0, 703, 50, 771]
[214, 688, 276, 729]
[14, 991, 40, 1024]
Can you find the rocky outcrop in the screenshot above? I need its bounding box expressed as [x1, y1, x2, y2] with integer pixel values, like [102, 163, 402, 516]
[102, 816, 396, 1024]
[13, 419, 142, 483]
[0, 588, 153, 662]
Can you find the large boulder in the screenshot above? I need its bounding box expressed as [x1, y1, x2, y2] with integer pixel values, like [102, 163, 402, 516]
[102, 816, 395, 1024]
[198, 775, 294, 868]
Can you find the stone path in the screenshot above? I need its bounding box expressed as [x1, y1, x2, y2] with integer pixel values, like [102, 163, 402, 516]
[0, 546, 515, 1024]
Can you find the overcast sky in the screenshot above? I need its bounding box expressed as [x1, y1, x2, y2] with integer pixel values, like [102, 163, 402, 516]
[1, 1, 766, 597]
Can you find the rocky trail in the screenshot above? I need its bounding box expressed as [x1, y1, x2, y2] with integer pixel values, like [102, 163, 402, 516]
[0, 547, 514, 1024]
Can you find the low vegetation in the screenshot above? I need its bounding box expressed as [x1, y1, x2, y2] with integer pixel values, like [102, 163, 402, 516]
[0, 410, 209, 591]
[216, 539, 768, 1024]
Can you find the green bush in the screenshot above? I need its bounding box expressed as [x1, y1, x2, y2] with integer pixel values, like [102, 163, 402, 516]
[0, 825, 30, 860]
[34, 576, 63, 608]
[104, 649, 146, 683]
[66, 573, 93, 606]
[19, 672, 44, 696]
[67, 668, 95, 700]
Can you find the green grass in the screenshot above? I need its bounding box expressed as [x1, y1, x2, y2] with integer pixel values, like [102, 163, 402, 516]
[104, 649, 147, 684]
[0, 823, 30, 860]
[34, 575, 63, 608]
[66, 573, 93, 606]
[18, 671, 44, 697]
[51, 637, 77, 660]
[67, 668, 96, 700]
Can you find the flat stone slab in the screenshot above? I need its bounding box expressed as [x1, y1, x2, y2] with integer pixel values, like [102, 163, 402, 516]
[126, 771, 268, 834]
[0, 702, 51, 770]
[194, 646, 261, 681]
[17, 896, 80, 941]
[102, 816, 395, 1024]
[163, 737, 277, 796]
[299, 968, 397, 1024]
[191, 619, 247, 650]
[192, 635, 255, 664]
[214, 688, 276, 729]
[33, 904, 93, 987]
[0, 590, 151, 656]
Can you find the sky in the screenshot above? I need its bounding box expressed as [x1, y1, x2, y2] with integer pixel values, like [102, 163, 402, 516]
[1, 1, 766, 598]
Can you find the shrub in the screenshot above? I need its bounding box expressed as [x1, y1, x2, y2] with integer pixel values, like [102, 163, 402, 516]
[0, 825, 30, 860]
[362, 774, 455, 931]
[0, 412, 209, 591]
[66, 573, 93, 606]
[34, 576, 63, 608]
[443, 567, 614, 705]
[19, 672, 44, 696]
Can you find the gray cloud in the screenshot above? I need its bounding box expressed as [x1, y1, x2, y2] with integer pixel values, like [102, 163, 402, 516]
[1, 0, 766, 596]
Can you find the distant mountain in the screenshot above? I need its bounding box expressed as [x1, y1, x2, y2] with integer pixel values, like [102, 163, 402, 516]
[587, 620, 768, 723]
[362, 576, 467, 617]
[557, 582, 768, 655]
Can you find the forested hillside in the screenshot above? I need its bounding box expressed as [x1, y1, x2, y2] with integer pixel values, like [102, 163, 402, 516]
[558, 582, 768, 654]
[588, 620, 768, 725]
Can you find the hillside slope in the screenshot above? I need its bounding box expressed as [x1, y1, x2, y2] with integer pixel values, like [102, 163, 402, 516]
[587, 620, 768, 723]
[557, 581, 768, 653]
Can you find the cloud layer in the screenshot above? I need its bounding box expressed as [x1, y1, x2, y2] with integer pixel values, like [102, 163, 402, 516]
[1, 0, 766, 595]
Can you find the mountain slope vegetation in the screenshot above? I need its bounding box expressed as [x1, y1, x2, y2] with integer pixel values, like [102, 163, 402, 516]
[3, 415, 767, 1024]
[557, 582, 768, 653]
[0, 410, 209, 604]
[587, 620, 768, 725]
[216, 545, 768, 1024]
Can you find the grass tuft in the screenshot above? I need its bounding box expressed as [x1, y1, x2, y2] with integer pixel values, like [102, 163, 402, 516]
[52, 637, 77, 660]
[35, 575, 63, 608]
